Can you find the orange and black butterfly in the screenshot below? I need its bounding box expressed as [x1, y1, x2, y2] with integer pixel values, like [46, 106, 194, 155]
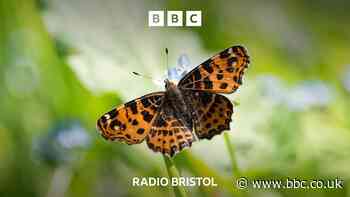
[97, 46, 250, 157]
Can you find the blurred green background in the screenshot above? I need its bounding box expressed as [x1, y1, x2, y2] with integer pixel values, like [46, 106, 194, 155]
[0, 0, 349, 196]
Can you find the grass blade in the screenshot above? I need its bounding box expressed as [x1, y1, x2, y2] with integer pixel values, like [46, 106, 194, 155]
[163, 155, 188, 197]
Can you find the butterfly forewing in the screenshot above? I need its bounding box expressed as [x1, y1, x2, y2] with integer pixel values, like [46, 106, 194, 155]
[97, 92, 164, 144]
[178, 45, 249, 93]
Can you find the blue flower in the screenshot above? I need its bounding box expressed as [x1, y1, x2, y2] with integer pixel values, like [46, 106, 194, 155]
[286, 80, 333, 111]
[33, 120, 90, 167]
[257, 75, 334, 111]
[165, 54, 194, 83]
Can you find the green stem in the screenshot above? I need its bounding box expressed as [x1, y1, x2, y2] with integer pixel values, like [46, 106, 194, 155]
[223, 132, 240, 178]
[163, 155, 187, 197]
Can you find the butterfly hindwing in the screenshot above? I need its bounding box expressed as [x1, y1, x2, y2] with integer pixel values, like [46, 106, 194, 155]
[97, 92, 164, 144]
[178, 45, 249, 93]
[146, 102, 194, 157]
[191, 92, 233, 139]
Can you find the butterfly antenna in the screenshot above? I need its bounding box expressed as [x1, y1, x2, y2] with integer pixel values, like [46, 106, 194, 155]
[131, 71, 152, 80]
[165, 48, 169, 71]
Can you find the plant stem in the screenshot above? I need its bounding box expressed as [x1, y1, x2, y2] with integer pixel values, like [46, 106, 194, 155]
[46, 165, 73, 197]
[163, 155, 187, 197]
[223, 132, 240, 178]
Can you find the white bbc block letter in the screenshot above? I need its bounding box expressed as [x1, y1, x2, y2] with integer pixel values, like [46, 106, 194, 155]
[186, 11, 202, 27]
[167, 11, 183, 27]
[149, 11, 164, 27]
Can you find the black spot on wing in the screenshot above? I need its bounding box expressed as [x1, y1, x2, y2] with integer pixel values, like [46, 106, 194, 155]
[184, 83, 194, 89]
[227, 57, 237, 66]
[110, 119, 122, 130]
[132, 119, 138, 125]
[141, 98, 151, 108]
[238, 76, 243, 85]
[209, 107, 215, 113]
[203, 77, 213, 89]
[120, 124, 126, 130]
[100, 115, 107, 123]
[219, 48, 230, 58]
[125, 101, 138, 114]
[108, 109, 118, 119]
[141, 110, 154, 122]
[137, 128, 145, 134]
[200, 92, 212, 105]
[149, 95, 163, 106]
[97, 119, 103, 130]
[171, 121, 182, 127]
[216, 74, 224, 80]
[233, 76, 238, 82]
[205, 123, 211, 129]
[202, 59, 213, 73]
[226, 67, 234, 73]
[220, 83, 228, 89]
[218, 124, 227, 131]
[195, 82, 201, 89]
[170, 146, 177, 157]
[194, 69, 202, 81]
[154, 117, 168, 127]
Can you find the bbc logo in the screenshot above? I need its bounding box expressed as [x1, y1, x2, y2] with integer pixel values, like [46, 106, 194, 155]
[148, 11, 202, 27]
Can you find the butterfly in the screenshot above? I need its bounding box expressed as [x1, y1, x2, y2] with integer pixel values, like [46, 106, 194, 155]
[97, 45, 250, 157]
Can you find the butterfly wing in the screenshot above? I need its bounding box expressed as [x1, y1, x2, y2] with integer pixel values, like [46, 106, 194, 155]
[178, 45, 249, 93]
[97, 92, 164, 144]
[185, 91, 233, 139]
[146, 101, 194, 157]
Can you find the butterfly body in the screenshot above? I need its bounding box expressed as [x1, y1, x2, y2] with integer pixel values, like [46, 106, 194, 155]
[163, 79, 193, 129]
[97, 45, 250, 156]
